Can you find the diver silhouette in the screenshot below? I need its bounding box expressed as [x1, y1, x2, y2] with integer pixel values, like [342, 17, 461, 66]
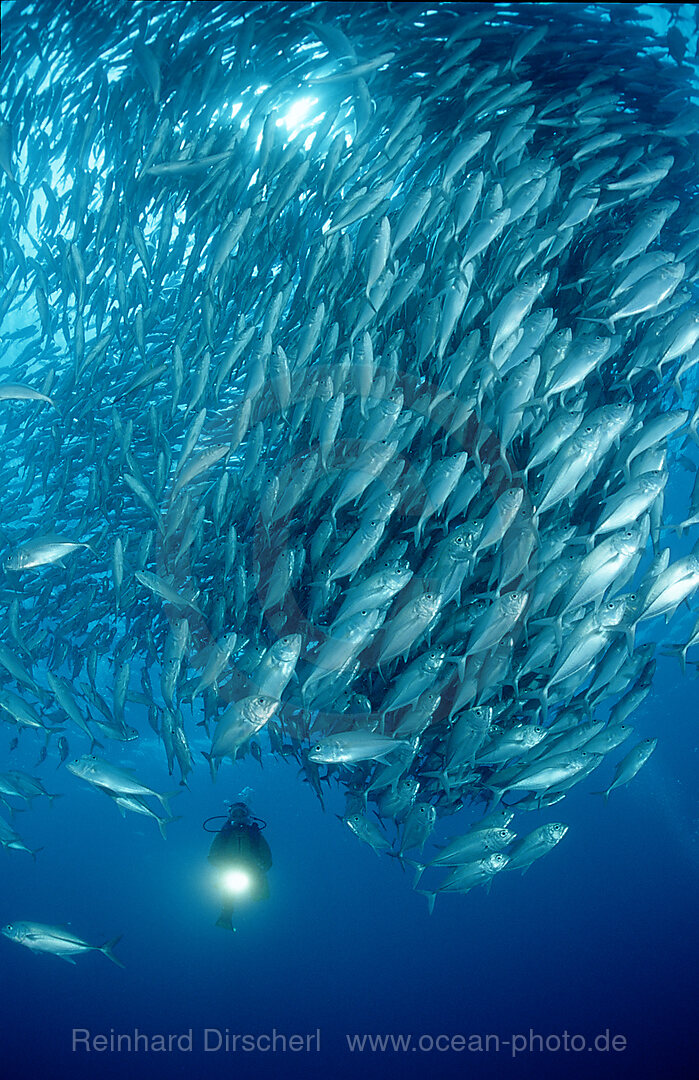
[206, 802, 272, 930]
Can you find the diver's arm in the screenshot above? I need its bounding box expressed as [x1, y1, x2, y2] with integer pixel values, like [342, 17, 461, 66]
[208, 829, 231, 863]
[253, 831, 273, 871]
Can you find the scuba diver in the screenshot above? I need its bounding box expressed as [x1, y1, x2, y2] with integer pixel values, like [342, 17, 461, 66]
[205, 802, 272, 931]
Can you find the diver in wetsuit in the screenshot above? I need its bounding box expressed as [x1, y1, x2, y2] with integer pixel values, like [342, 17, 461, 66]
[207, 802, 272, 930]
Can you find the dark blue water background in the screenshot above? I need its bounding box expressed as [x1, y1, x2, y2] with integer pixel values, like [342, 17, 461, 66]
[1, 646, 697, 1080]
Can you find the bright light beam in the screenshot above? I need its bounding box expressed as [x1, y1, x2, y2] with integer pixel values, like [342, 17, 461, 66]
[221, 869, 253, 895]
[277, 96, 319, 138]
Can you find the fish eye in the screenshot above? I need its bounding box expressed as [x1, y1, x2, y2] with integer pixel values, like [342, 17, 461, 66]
[455, 536, 463, 543]
[313, 744, 322, 752]
[585, 425, 593, 433]
[607, 601, 614, 609]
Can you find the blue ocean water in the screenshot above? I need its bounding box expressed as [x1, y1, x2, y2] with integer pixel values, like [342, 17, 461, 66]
[2, 662, 698, 1080]
[1, 2, 698, 1078]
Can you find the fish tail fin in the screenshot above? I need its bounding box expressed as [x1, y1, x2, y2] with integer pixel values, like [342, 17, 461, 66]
[157, 789, 182, 814]
[513, 396, 546, 413]
[416, 889, 436, 915]
[499, 449, 513, 482]
[534, 684, 549, 724]
[158, 815, 182, 839]
[689, 415, 699, 448]
[576, 314, 615, 334]
[47, 793, 64, 805]
[100, 935, 125, 968]
[411, 862, 426, 888]
[201, 751, 218, 783]
[661, 644, 686, 674]
[529, 614, 562, 649]
[591, 789, 610, 803]
[30, 846, 44, 861]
